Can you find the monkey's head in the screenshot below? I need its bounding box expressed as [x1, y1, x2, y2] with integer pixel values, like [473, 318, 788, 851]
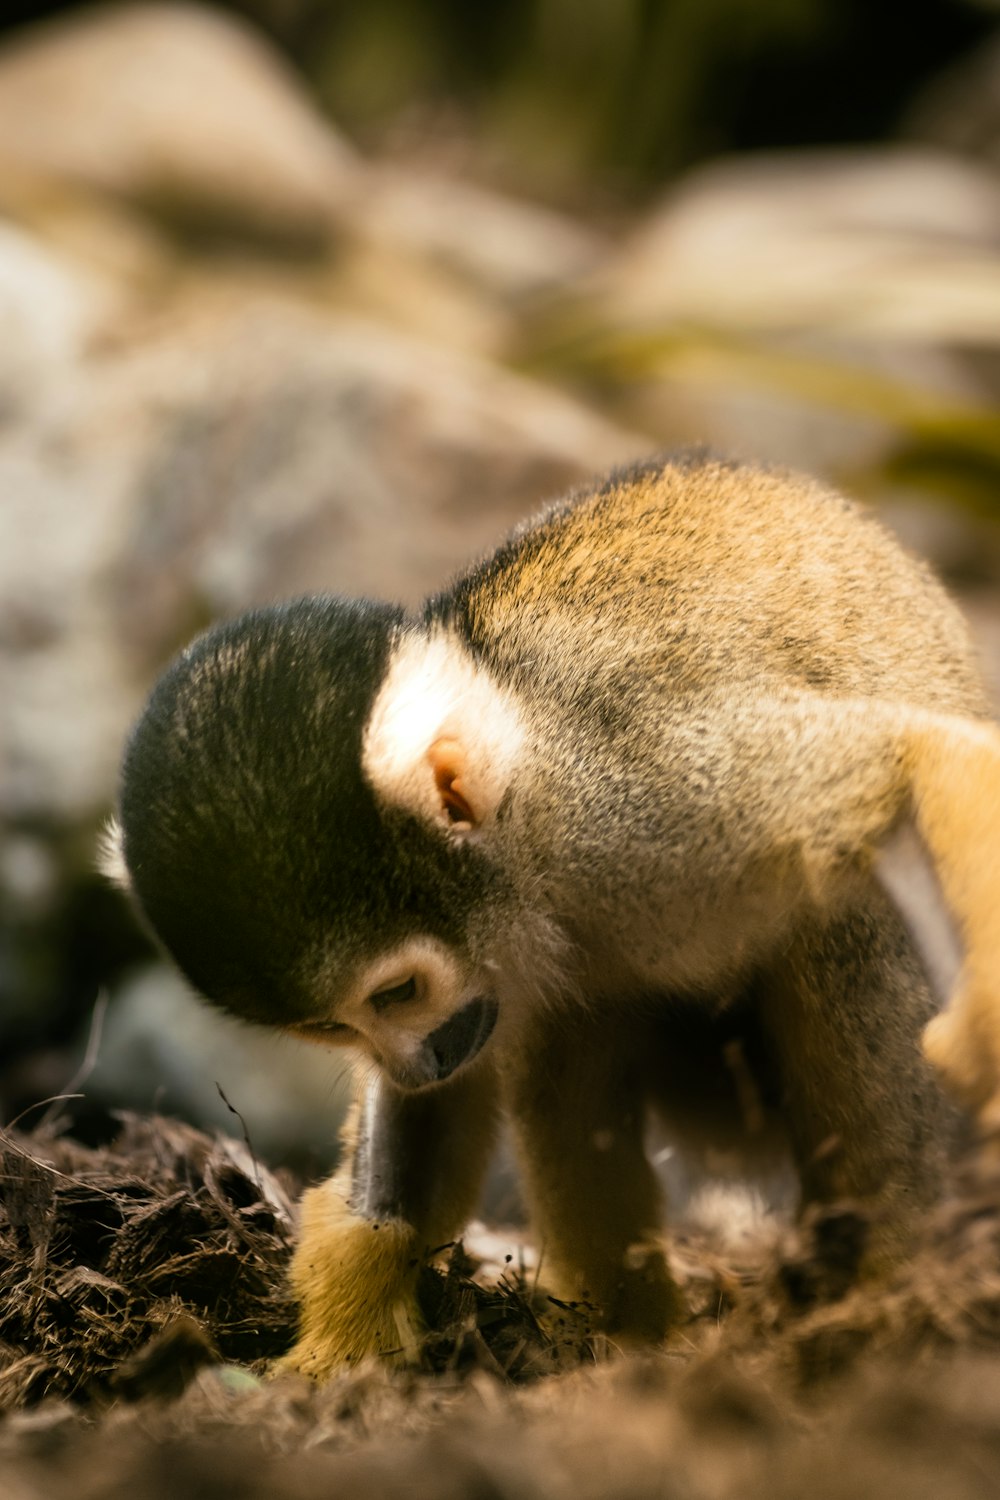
[106, 597, 529, 1090]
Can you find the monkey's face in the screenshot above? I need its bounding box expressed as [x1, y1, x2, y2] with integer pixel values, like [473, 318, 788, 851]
[288, 934, 499, 1090]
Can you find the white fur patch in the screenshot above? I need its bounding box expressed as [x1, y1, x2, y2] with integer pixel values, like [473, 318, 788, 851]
[350, 934, 465, 1015]
[96, 816, 131, 890]
[362, 630, 525, 829]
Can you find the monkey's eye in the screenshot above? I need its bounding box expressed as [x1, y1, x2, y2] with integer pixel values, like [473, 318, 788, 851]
[369, 976, 418, 1012]
[300, 1019, 351, 1037]
[292, 1019, 353, 1046]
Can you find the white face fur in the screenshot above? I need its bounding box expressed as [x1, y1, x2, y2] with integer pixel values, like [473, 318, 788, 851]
[97, 817, 129, 890]
[290, 933, 498, 1090]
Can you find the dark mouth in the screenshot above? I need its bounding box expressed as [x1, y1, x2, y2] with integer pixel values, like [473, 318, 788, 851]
[421, 995, 499, 1084]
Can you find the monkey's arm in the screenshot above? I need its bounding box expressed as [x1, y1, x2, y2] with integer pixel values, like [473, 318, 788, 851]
[691, 695, 1000, 1128]
[277, 1056, 499, 1379]
[506, 1013, 683, 1345]
[900, 716, 1000, 1126]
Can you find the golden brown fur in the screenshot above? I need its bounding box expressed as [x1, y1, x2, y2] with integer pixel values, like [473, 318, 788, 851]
[109, 455, 1000, 1381]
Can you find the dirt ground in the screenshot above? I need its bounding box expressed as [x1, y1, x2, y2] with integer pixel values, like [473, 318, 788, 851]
[2, 1114, 1000, 1498]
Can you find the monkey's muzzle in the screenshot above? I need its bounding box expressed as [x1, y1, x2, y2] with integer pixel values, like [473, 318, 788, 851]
[418, 995, 498, 1085]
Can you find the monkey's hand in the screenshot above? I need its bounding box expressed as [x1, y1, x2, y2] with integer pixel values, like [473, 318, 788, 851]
[924, 978, 1000, 1135]
[274, 1178, 424, 1381]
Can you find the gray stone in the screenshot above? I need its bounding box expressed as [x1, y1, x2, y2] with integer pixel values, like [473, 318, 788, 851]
[0, 282, 641, 831]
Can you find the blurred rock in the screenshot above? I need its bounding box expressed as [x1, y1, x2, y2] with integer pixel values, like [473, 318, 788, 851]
[84, 965, 352, 1169]
[111, 304, 642, 635]
[354, 165, 607, 302]
[328, 168, 610, 360]
[575, 148, 1000, 472]
[603, 148, 1000, 339]
[0, 222, 120, 417]
[0, 2, 358, 250]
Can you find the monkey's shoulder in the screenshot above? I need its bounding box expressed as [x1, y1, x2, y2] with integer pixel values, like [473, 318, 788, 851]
[430, 455, 980, 713]
[439, 456, 907, 622]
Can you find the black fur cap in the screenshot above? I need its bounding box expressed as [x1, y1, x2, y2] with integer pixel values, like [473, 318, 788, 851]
[119, 597, 497, 1026]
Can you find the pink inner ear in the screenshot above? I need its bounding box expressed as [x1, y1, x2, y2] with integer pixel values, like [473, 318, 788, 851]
[429, 738, 476, 825]
[436, 767, 475, 825]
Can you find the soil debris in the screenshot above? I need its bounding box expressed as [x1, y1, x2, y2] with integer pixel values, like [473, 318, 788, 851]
[3, 1117, 1000, 1496]
[0, 1114, 571, 1414]
[0, 1114, 298, 1409]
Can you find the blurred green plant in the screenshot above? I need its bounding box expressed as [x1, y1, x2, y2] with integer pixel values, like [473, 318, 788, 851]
[2, 0, 993, 198]
[244, 0, 995, 198]
[518, 316, 1000, 514]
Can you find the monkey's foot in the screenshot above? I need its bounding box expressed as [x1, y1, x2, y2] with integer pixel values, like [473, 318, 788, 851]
[548, 1239, 686, 1349]
[923, 979, 1000, 1135]
[274, 1181, 424, 1381]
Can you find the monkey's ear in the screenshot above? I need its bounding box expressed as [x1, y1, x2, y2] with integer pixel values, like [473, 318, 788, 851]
[362, 633, 524, 834]
[427, 737, 478, 828]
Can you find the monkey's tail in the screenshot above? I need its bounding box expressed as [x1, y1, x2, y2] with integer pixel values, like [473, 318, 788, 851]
[902, 714, 1000, 1125]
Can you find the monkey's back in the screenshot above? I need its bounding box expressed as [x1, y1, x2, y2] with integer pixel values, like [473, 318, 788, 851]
[437, 455, 986, 722]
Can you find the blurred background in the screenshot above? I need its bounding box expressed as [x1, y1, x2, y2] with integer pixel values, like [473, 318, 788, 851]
[2, 0, 1000, 1176]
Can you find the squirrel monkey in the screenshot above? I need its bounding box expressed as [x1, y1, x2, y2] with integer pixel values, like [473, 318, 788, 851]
[104, 455, 1000, 1378]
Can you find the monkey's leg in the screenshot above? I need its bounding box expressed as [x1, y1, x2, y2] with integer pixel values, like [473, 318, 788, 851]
[756, 885, 955, 1260]
[278, 1057, 499, 1379]
[506, 1015, 683, 1344]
